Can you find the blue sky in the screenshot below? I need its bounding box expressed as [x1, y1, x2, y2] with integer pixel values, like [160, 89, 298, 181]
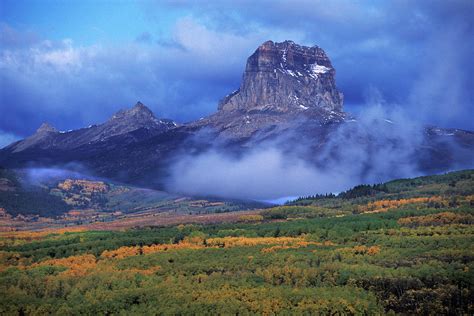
[1, 0, 473, 146]
[1, 1, 181, 45]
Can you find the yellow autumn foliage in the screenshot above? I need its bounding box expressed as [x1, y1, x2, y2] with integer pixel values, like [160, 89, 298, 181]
[100, 236, 335, 260]
[0, 227, 88, 241]
[359, 196, 446, 213]
[32, 254, 97, 276]
[206, 236, 309, 247]
[101, 242, 206, 259]
[398, 212, 474, 227]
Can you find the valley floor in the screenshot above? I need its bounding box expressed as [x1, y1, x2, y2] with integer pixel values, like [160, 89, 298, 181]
[0, 170, 473, 315]
[0, 209, 263, 232]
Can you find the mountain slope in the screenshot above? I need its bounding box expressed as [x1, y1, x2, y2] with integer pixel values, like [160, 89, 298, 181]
[0, 167, 269, 225]
[4, 102, 178, 154]
[0, 40, 473, 192]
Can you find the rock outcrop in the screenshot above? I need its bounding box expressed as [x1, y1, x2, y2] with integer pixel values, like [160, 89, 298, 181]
[36, 123, 58, 134]
[192, 40, 346, 139]
[91, 101, 177, 142]
[218, 40, 343, 113]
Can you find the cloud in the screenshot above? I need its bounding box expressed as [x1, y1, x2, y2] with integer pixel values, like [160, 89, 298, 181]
[166, 147, 331, 200]
[157, 0, 474, 129]
[0, 130, 20, 148]
[0, 18, 283, 137]
[24, 166, 90, 185]
[165, 93, 430, 200]
[409, 22, 474, 129]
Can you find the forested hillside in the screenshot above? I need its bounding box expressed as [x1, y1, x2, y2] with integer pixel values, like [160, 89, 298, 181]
[0, 170, 473, 315]
[0, 167, 268, 228]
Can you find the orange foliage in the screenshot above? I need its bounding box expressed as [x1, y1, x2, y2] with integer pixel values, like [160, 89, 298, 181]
[359, 196, 446, 213]
[101, 236, 336, 260]
[398, 212, 474, 227]
[67, 210, 82, 217]
[206, 236, 335, 249]
[101, 242, 205, 259]
[206, 236, 306, 248]
[33, 254, 97, 276]
[367, 246, 381, 255]
[58, 179, 108, 193]
[142, 242, 204, 254]
[101, 245, 141, 259]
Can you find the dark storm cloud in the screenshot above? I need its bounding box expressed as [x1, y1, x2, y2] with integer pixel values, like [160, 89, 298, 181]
[159, 0, 474, 128]
[1, 0, 473, 142]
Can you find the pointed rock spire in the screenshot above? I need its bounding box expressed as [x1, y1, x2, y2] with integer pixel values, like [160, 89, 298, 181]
[130, 101, 154, 116]
[36, 123, 58, 133]
[102, 102, 176, 137]
[111, 101, 155, 121]
[134, 101, 146, 108]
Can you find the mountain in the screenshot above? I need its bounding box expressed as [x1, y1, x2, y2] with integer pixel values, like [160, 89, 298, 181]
[1, 40, 473, 191]
[192, 40, 346, 140]
[0, 102, 185, 182]
[219, 40, 343, 113]
[5, 102, 178, 154]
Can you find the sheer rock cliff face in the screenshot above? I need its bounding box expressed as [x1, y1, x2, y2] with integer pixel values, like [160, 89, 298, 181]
[192, 40, 346, 140]
[218, 40, 343, 113]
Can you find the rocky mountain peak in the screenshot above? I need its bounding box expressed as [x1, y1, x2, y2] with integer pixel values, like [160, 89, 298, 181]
[132, 101, 153, 114]
[3, 102, 179, 154]
[36, 123, 58, 134]
[111, 101, 155, 121]
[101, 102, 177, 139]
[6, 123, 59, 153]
[218, 40, 343, 114]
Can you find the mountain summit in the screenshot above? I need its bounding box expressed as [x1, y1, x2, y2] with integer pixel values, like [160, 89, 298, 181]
[193, 40, 346, 139]
[111, 102, 155, 121]
[218, 40, 343, 114]
[2, 102, 178, 154]
[36, 123, 58, 134]
[102, 101, 177, 139]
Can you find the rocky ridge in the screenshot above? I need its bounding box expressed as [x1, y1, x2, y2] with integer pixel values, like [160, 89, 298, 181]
[5, 102, 178, 153]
